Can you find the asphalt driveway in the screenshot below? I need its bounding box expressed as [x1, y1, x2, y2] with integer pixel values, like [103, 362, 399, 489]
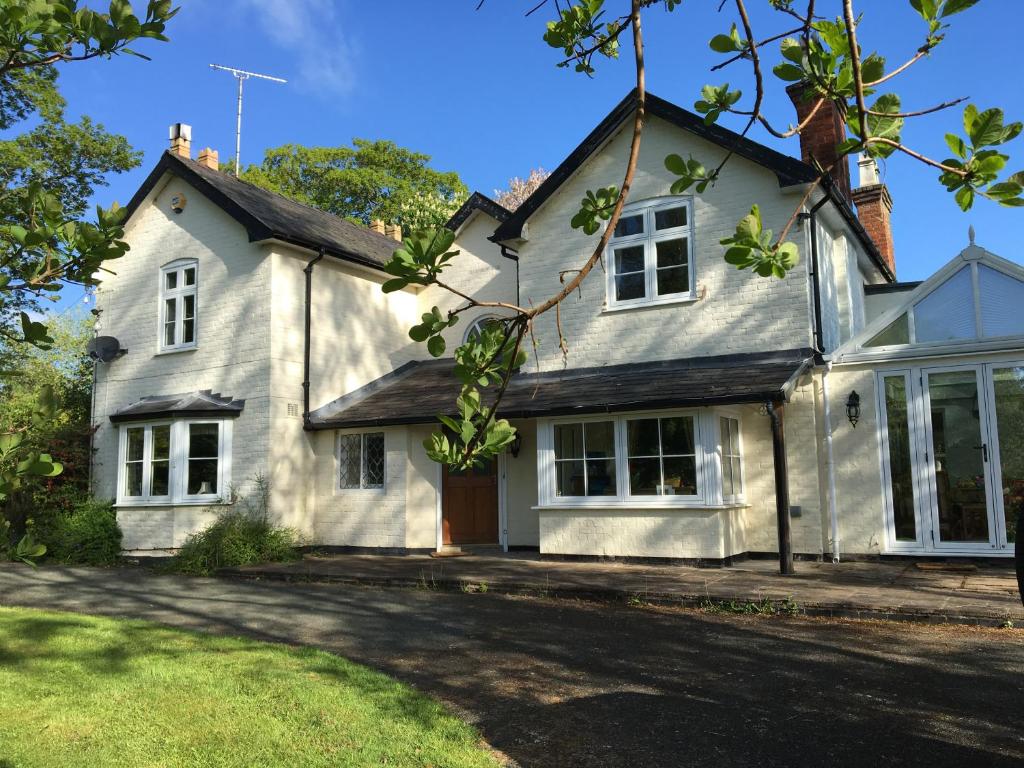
[1, 564, 1021, 767]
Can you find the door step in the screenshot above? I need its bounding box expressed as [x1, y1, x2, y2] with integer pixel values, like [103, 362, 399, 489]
[431, 546, 469, 559]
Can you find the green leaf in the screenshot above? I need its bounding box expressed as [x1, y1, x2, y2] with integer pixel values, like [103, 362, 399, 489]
[772, 63, 804, 82]
[965, 106, 1005, 147]
[709, 34, 737, 53]
[940, 0, 980, 17]
[427, 335, 446, 358]
[944, 133, 968, 159]
[780, 37, 803, 64]
[955, 186, 975, 211]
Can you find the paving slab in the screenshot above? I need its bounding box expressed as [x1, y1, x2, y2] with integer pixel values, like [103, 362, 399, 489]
[224, 553, 1023, 626]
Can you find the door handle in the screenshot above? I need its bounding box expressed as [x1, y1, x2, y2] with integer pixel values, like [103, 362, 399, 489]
[974, 444, 989, 462]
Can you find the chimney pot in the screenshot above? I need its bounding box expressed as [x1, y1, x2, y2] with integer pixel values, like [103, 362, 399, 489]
[370, 219, 386, 235]
[169, 122, 192, 159]
[196, 147, 219, 170]
[385, 223, 402, 242]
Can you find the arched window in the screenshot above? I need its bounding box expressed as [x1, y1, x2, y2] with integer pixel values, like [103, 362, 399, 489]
[464, 315, 504, 343]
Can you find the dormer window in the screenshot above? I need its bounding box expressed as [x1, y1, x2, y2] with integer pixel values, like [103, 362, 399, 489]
[160, 260, 197, 352]
[606, 197, 693, 309]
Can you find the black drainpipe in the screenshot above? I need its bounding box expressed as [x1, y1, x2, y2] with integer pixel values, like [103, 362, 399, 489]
[302, 247, 325, 430]
[799, 194, 830, 360]
[500, 244, 520, 307]
[767, 399, 795, 576]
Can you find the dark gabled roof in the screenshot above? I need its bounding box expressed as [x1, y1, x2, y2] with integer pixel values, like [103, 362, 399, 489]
[488, 89, 895, 283]
[308, 349, 813, 429]
[123, 152, 399, 271]
[445, 191, 511, 232]
[110, 390, 244, 423]
[490, 89, 816, 244]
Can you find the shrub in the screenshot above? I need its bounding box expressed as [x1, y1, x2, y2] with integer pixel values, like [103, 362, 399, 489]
[39, 499, 122, 566]
[168, 478, 300, 576]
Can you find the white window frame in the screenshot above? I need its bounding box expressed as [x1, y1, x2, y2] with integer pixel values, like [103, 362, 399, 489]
[159, 259, 198, 352]
[538, 409, 726, 508]
[335, 431, 386, 492]
[717, 411, 746, 504]
[604, 196, 695, 310]
[115, 418, 233, 506]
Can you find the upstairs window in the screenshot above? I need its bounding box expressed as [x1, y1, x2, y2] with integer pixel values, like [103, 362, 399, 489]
[160, 260, 197, 351]
[606, 198, 693, 309]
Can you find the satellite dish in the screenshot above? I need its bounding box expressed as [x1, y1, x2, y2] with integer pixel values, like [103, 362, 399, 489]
[87, 336, 125, 363]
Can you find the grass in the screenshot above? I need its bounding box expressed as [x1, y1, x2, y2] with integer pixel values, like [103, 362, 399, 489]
[0, 606, 500, 768]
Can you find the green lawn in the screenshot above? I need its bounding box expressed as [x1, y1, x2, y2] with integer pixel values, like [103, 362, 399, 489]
[0, 606, 500, 768]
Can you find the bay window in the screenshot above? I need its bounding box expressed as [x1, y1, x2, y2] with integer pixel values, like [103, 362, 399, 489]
[160, 260, 198, 351]
[540, 409, 745, 507]
[117, 419, 231, 504]
[606, 197, 693, 309]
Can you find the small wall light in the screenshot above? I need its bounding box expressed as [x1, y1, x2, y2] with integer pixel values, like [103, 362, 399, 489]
[846, 390, 861, 428]
[510, 432, 523, 458]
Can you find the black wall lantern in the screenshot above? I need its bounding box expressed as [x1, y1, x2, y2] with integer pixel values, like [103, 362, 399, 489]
[846, 390, 861, 428]
[510, 432, 523, 458]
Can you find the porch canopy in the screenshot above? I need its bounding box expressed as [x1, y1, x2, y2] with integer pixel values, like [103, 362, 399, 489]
[308, 348, 813, 429]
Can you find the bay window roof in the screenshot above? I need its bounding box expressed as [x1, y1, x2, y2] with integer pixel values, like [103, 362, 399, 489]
[110, 390, 245, 423]
[308, 349, 812, 430]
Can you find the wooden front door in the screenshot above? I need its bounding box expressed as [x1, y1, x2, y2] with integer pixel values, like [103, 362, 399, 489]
[442, 458, 499, 545]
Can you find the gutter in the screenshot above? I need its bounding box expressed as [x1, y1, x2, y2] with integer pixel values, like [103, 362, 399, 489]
[798, 194, 830, 360]
[302, 247, 326, 429]
[500, 244, 520, 307]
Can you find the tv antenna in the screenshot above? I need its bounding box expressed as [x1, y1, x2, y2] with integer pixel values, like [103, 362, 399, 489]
[209, 64, 287, 175]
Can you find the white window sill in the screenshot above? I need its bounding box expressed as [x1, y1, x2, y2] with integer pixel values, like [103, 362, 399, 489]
[601, 294, 697, 314]
[115, 498, 227, 508]
[534, 501, 751, 511]
[334, 487, 386, 495]
[155, 346, 198, 356]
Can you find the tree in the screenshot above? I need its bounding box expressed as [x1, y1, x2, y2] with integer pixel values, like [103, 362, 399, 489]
[238, 139, 469, 231]
[380, 0, 1022, 472]
[494, 168, 551, 211]
[0, 0, 178, 539]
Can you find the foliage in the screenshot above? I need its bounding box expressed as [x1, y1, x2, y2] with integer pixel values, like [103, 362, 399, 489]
[493, 167, 550, 211]
[34, 498, 121, 566]
[167, 478, 301, 576]
[0, 0, 176, 502]
[238, 139, 469, 231]
[0, 606, 502, 768]
[569, 184, 620, 235]
[721, 205, 800, 278]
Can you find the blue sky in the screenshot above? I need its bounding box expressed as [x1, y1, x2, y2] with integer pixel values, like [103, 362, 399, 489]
[48, 0, 1024, 312]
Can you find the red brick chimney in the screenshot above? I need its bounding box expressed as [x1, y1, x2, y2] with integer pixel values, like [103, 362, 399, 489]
[169, 123, 191, 159]
[787, 84, 851, 201]
[850, 154, 896, 276]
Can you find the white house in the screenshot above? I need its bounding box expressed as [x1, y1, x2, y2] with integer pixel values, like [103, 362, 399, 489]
[90, 90, 1024, 564]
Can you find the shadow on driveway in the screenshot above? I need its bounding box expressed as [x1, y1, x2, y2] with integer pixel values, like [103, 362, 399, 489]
[0, 564, 1021, 767]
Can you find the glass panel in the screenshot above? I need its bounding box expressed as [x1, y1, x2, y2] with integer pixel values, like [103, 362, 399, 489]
[554, 423, 583, 460]
[656, 267, 689, 296]
[152, 426, 170, 460]
[615, 273, 645, 301]
[722, 454, 734, 497]
[187, 460, 218, 495]
[628, 457, 661, 495]
[165, 271, 177, 290]
[182, 295, 195, 344]
[864, 313, 910, 347]
[614, 245, 645, 274]
[883, 377, 917, 541]
[662, 456, 697, 495]
[151, 462, 169, 496]
[184, 267, 196, 286]
[126, 427, 144, 461]
[655, 238, 687, 267]
[660, 417, 694, 455]
[586, 459, 617, 496]
[654, 206, 687, 230]
[556, 460, 585, 496]
[627, 419, 660, 456]
[363, 432, 385, 488]
[338, 434, 361, 489]
[928, 370, 989, 542]
[164, 298, 177, 347]
[613, 213, 644, 238]
[584, 421, 615, 459]
[188, 423, 219, 458]
[914, 267, 976, 342]
[731, 457, 743, 494]
[979, 265, 1024, 338]
[125, 463, 143, 497]
[991, 367, 1024, 544]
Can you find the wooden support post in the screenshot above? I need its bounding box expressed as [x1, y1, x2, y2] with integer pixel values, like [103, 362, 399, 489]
[767, 400, 795, 576]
